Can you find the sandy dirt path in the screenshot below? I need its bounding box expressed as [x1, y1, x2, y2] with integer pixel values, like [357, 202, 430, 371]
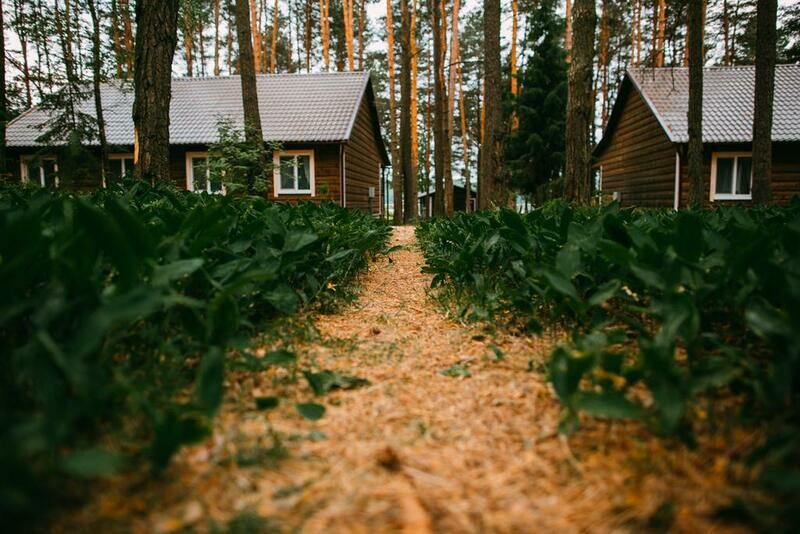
[66, 226, 747, 533]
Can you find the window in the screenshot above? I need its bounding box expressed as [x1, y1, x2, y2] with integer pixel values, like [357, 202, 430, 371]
[273, 150, 315, 195]
[21, 155, 58, 188]
[186, 152, 224, 194]
[107, 154, 135, 186]
[711, 152, 752, 201]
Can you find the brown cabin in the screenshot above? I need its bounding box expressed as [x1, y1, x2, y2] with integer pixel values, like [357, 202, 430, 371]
[4, 72, 390, 214]
[594, 65, 800, 208]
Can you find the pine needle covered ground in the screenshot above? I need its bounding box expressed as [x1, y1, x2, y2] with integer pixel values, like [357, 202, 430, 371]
[60, 226, 752, 533]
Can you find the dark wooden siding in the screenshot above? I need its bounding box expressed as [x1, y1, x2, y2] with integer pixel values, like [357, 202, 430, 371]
[596, 88, 677, 207]
[678, 142, 800, 207]
[344, 97, 382, 214]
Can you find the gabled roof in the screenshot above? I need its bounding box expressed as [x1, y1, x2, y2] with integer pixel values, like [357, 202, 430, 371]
[596, 64, 800, 154]
[7, 71, 390, 164]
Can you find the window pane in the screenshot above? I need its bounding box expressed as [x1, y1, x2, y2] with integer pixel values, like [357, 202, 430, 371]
[108, 160, 124, 182]
[123, 158, 135, 178]
[42, 160, 57, 188]
[280, 156, 295, 190]
[297, 156, 310, 190]
[209, 174, 223, 193]
[715, 157, 734, 194]
[192, 157, 208, 190]
[736, 157, 752, 195]
[24, 162, 39, 184]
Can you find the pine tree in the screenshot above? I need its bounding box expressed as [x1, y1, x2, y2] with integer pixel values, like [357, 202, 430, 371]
[505, 0, 567, 201]
[687, 0, 705, 206]
[751, 0, 777, 205]
[133, 0, 180, 183]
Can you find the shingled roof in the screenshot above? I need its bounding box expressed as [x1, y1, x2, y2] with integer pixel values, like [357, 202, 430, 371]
[6, 71, 389, 162]
[597, 64, 800, 152]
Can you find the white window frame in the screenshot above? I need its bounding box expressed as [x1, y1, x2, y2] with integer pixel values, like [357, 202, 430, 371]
[273, 149, 315, 196]
[20, 155, 59, 188]
[106, 153, 135, 188]
[186, 151, 225, 195]
[710, 151, 753, 201]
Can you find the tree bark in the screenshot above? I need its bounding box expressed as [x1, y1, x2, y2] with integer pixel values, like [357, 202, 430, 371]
[509, 0, 519, 130]
[479, 0, 504, 209]
[432, 0, 447, 215]
[12, 1, 33, 107]
[656, 0, 667, 66]
[0, 0, 6, 174]
[305, 0, 312, 71]
[751, 0, 777, 205]
[250, 0, 262, 72]
[599, 0, 610, 126]
[133, 0, 179, 183]
[565, 0, 572, 63]
[358, 0, 366, 70]
[386, 0, 402, 223]
[110, 0, 124, 78]
[400, 0, 416, 222]
[564, 0, 596, 203]
[236, 0, 268, 192]
[121, 0, 135, 77]
[687, 0, 705, 207]
[442, 0, 458, 215]
[342, 0, 355, 71]
[183, 6, 194, 76]
[424, 43, 432, 214]
[87, 0, 109, 183]
[214, 0, 221, 75]
[320, 0, 330, 70]
[410, 0, 418, 203]
[458, 66, 470, 212]
[271, 0, 279, 72]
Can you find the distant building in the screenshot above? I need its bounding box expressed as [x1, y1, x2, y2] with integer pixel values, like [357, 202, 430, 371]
[417, 181, 477, 217]
[594, 65, 800, 208]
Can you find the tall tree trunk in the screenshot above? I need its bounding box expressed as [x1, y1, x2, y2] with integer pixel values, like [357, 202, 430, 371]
[424, 44, 432, 214]
[228, 5, 235, 73]
[479, 0, 504, 209]
[599, 0, 610, 126]
[687, 0, 705, 207]
[509, 0, 519, 130]
[400, 0, 416, 222]
[250, 0, 262, 72]
[0, 0, 6, 175]
[305, 0, 312, 71]
[442, 0, 457, 215]
[133, 0, 179, 183]
[386, 0, 402, 223]
[410, 0, 418, 202]
[564, 0, 596, 203]
[271, 0, 279, 72]
[214, 0, 221, 75]
[722, 0, 731, 65]
[751, 0, 777, 205]
[121, 0, 135, 77]
[342, 0, 355, 71]
[87, 0, 109, 183]
[458, 67, 470, 212]
[183, 6, 194, 76]
[12, 0, 32, 108]
[320, 0, 330, 70]
[431, 0, 447, 215]
[110, 0, 124, 78]
[358, 0, 365, 70]
[235, 0, 268, 192]
[656, 0, 667, 66]
[631, 0, 641, 66]
[565, 0, 573, 63]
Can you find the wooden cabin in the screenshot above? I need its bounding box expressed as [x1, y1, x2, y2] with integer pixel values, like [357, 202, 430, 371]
[4, 72, 390, 214]
[594, 65, 800, 208]
[417, 182, 477, 218]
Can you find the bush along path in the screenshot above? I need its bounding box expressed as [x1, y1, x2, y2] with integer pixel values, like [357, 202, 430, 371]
[60, 225, 755, 533]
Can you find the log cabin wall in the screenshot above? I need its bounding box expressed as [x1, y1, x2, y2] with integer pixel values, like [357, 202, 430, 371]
[264, 143, 341, 204]
[344, 97, 383, 215]
[596, 86, 676, 208]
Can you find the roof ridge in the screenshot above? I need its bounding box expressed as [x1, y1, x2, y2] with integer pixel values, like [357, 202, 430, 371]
[169, 71, 371, 82]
